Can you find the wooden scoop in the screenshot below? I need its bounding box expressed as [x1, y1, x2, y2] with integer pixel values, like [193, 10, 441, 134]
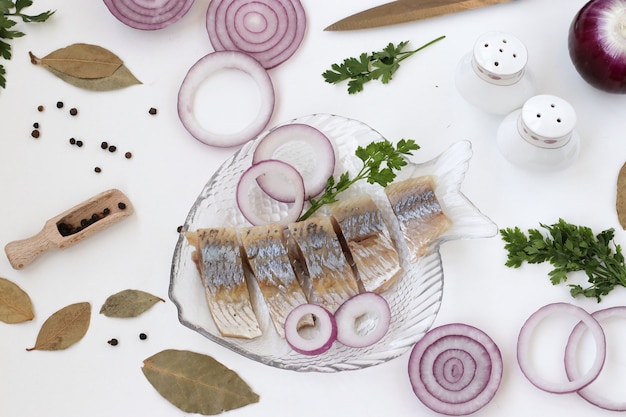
[5, 189, 134, 269]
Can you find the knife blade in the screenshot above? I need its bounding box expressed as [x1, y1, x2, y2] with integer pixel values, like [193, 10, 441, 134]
[325, 0, 512, 31]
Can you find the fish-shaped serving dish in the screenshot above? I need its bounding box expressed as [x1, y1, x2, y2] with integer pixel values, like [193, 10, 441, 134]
[169, 113, 497, 372]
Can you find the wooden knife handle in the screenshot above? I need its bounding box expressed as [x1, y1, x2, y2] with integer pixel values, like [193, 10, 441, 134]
[5, 230, 56, 270]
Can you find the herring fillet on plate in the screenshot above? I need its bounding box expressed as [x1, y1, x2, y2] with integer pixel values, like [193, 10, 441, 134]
[385, 175, 452, 263]
[187, 228, 262, 339]
[287, 216, 360, 313]
[239, 223, 309, 337]
[329, 194, 403, 293]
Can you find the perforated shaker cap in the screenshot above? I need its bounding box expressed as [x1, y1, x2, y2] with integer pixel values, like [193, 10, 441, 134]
[518, 95, 577, 148]
[472, 32, 528, 85]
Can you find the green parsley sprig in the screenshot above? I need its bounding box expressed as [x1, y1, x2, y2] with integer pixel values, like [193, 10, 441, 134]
[501, 218, 626, 302]
[322, 36, 445, 94]
[298, 139, 420, 221]
[0, 0, 54, 89]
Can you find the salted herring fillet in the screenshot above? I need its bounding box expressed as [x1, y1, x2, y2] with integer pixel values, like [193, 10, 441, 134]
[329, 194, 403, 293]
[239, 223, 309, 337]
[188, 228, 262, 339]
[385, 175, 452, 262]
[288, 216, 359, 312]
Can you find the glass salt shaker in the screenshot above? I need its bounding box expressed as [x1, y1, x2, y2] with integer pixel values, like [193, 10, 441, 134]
[496, 94, 580, 171]
[455, 31, 535, 115]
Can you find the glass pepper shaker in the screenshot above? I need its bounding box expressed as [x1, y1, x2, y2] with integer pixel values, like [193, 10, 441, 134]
[496, 94, 580, 171]
[455, 31, 535, 115]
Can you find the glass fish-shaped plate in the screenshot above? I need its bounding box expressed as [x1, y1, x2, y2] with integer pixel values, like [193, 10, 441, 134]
[169, 113, 497, 372]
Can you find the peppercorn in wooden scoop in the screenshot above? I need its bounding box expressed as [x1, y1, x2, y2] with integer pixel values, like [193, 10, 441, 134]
[4, 188, 134, 269]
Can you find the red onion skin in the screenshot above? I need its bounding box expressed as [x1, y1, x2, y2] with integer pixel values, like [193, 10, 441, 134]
[568, 0, 626, 93]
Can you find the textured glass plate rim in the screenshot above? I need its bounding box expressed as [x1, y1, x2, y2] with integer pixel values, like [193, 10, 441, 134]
[169, 113, 498, 373]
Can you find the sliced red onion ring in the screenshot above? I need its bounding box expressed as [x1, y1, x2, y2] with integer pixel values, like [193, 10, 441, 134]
[103, 0, 195, 30]
[236, 159, 304, 226]
[252, 124, 335, 202]
[517, 302, 606, 394]
[284, 303, 337, 355]
[408, 323, 503, 416]
[334, 292, 391, 348]
[206, 0, 306, 69]
[565, 306, 626, 411]
[178, 51, 275, 148]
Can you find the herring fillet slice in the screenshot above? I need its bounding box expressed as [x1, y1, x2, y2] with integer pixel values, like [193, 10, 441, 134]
[385, 175, 452, 263]
[239, 223, 309, 337]
[188, 228, 262, 339]
[288, 216, 359, 312]
[329, 194, 403, 293]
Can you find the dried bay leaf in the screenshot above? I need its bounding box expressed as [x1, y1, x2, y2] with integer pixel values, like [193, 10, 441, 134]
[27, 302, 91, 351]
[30, 43, 122, 78]
[618, 161, 626, 229]
[0, 277, 34, 323]
[100, 289, 164, 318]
[29, 44, 141, 91]
[142, 349, 260, 415]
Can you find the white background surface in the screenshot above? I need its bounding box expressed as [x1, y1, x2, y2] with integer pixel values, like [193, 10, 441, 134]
[1, 0, 626, 416]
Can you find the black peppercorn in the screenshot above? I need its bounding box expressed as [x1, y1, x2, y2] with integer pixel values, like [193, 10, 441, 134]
[149, 107, 157, 115]
[108, 145, 117, 153]
[33, 122, 39, 128]
[31, 130, 40, 138]
[100, 141, 108, 149]
[118, 202, 126, 210]
[69, 108, 78, 116]
[94, 167, 102, 173]
[103, 208, 111, 215]
[139, 333, 147, 340]
[56, 101, 64, 109]
[107, 338, 119, 346]
[37, 105, 44, 112]
[125, 152, 132, 159]
[76, 140, 83, 147]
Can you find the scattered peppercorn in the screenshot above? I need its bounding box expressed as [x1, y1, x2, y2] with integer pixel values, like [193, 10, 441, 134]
[100, 141, 108, 149]
[149, 107, 157, 115]
[108, 145, 117, 153]
[103, 208, 111, 215]
[177, 225, 183, 233]
[69, 108, 78, 116]
[124, 152, 132, 159]
[107, 338, 119, 346]
[69, 137, 76, 145]
[76, 140, 83, 147]
[118, 202, 126, 210]
[31, 130, 40, 138]
[37, 105, 44, 112]
[94, 167, 102, 173]
[33, 122, 39, 128]
[139, 333, 147, 340]
[56, 101, 64, 109]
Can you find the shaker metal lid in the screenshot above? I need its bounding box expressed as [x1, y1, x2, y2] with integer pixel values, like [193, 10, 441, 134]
[518, 94, 577, 148]
[472, 31, 528, 86]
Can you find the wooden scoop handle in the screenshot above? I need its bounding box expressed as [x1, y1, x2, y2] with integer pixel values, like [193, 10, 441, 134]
[5, 228, 56, 270]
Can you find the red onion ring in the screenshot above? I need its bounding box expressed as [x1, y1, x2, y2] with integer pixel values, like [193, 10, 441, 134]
[334, 292, 391, 348]
[517, 302, 606, 394]
[103, 0, 195, 30]
[408, 323, 502, 416]
[565, 306, 626, 411]
[177, 51, 275, 148]
[206, 0, 306, 69]
[284, 303, 337, 355]
[236, 159, 305, 226]
[252, 124, 335, 202]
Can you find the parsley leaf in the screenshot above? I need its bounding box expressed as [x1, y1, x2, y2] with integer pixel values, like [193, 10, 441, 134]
[0, 0, 54, 90]
[322, 36, 445, 94]
[298, 139, 420, 221]
[501, 219, 626, 302]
